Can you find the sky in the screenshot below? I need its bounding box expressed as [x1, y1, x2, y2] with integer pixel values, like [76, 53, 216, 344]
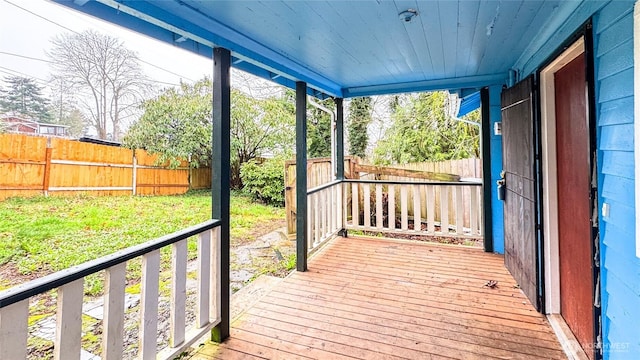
[0, 0, 217, 92]
[0, 0, 390, 146]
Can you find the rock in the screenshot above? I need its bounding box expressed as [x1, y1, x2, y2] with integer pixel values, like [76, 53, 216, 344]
[230, 269, 253, 283]
[32, 316, 56, 341]
[81, 349, 100, 360]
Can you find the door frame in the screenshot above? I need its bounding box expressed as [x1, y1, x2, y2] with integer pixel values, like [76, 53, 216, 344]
[538, 23, 601, 360]
[539, 37, 585, 314]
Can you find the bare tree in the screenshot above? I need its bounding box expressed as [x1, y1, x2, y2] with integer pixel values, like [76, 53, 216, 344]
[48, 30, 149, 141]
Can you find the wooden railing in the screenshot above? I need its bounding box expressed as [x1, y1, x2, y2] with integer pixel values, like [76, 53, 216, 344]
[307, 180, 344, 253]
[344, 180, 482, 237]
[0, 220, 222, 360]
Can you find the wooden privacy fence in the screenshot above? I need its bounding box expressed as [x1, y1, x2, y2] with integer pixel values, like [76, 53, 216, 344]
[390, 158, 482, 179]
[0, 134, 211, 200]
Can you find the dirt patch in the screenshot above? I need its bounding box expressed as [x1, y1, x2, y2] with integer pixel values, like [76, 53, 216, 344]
[359, 230, 483, 248]
[232, 218, 287, 246]
[0, 262, 46, 290]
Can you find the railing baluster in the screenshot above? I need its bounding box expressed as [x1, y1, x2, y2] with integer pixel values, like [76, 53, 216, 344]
[329, 186, 339, 233]
[388, 185, 395, 230]
[55, 278, 84, 360]
[342, 183, 348, 230]
[103, 263, 126, 360]
[441, 186, 449, 234]
[352, 183, 359, 227]
[413, 184, 421, 232]
[211, 228, 221, 321]
[363, 184, 371, 228]
[337, 183, 343, 231]
[427, 185, 435, 234]
[471, 187, 479, 236]
[314, 192, 320, 246]
[376, 184, 383, 229]
[170, 239, 188, 347]
[456, 186, 464, 235]
[197, 231, 211, 328]
[139, 250, 160, 360]
[321, 189, 331, 240]
[307, 196, 313, 250]
[318, 191, 324, 243]
[0, 300, 28, 359]
[401, 185, 408, 230]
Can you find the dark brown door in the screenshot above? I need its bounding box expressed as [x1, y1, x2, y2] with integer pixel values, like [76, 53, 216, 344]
[555, 52, 594, 358]
[501, 76, 539, 310]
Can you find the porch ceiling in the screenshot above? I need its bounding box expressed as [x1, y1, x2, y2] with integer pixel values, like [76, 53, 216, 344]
[53, 0, 576, 98]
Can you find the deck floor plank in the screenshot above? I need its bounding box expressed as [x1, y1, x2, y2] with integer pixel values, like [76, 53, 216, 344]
[192, 236, 566, 360]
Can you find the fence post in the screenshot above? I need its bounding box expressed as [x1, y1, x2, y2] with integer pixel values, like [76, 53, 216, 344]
[42, 138, 52, 196]
[132, 152, 138, 196]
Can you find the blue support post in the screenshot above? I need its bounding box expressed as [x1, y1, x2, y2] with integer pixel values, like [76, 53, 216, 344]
[489, 85, 505, 254]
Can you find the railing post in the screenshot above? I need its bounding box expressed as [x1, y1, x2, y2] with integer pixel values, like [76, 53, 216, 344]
[296, 81, 308, 271]
[212, 47, 231, 342]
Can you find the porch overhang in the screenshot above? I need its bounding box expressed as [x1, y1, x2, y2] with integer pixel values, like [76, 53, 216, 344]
[50, 0, 587, 97]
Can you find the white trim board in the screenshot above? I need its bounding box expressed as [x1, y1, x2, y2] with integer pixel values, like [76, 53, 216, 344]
[633, 0, 640, 258]
[540, 37, 585, 314]
[547, 315, 590, 360]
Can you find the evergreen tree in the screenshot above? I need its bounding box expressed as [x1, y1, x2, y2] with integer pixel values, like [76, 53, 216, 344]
[373, 91, 480, 165]
[347, 96, 372, 158]
[0, 76, 52, 121]
[307, 98, 334, 158]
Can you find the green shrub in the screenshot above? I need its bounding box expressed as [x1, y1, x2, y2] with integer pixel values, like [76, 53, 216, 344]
[240, 158, 285, 206]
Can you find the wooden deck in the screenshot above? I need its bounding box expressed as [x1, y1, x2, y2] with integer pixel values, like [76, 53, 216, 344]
[192, 236, 566, 360]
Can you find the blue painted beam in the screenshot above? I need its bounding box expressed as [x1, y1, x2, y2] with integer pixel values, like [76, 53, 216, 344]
[343, 73, 507, 97]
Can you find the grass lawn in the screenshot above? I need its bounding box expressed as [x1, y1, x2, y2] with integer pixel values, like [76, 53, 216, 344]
[0, 190, 286, 291]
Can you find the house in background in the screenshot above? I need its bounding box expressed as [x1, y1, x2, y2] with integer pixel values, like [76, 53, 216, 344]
[1, 114, 69, 137]
[1, 1, 640, 360]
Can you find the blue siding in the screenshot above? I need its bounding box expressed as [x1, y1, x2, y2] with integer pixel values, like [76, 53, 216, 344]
[516, 1, 640, 358]
[594, 4, 640, 358]
[489, 85, 504, 254]
[601, 151, 634, 179]
[599, 96, 633, 126]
